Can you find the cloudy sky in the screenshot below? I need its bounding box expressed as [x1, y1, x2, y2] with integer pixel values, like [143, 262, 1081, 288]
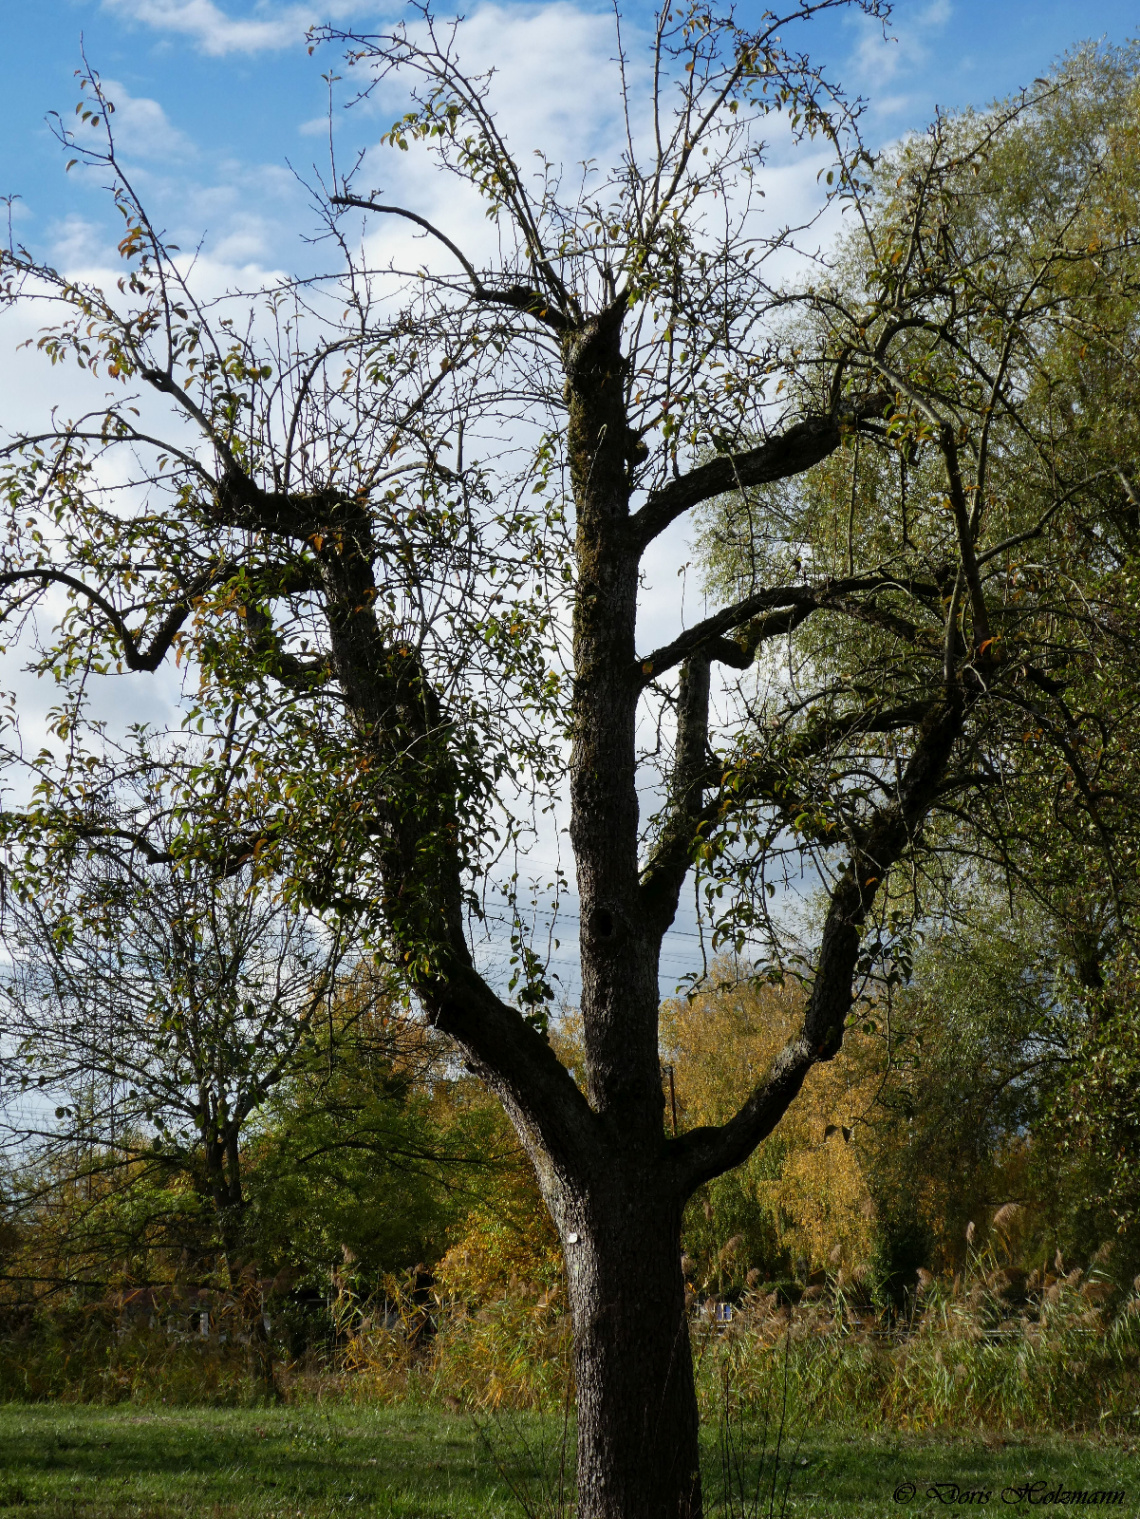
[3, 0, 1137, 280]
[1, 0, 1137, 993]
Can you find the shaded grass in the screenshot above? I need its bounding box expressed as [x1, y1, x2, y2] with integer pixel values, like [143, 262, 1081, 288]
[0, 1404, 509, 1518]
[705, 1429, 1140, 1516]
[1, 1404, 1139, 1517]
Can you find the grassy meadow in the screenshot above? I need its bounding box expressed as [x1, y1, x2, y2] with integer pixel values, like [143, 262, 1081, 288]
[0, 1404, 1137, 1519]
[4, 1262, 1140, 1515]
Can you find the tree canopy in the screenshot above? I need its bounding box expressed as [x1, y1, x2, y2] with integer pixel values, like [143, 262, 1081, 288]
[1, 11, 1138, 1515]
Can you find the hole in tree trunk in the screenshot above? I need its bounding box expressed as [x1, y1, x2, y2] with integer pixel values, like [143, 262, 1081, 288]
[592, 907, 615, 939]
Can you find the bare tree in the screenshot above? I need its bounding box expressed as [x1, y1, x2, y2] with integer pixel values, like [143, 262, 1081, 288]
[1, 10, 1135, 1513]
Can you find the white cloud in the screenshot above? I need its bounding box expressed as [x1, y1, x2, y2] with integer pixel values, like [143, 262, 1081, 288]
[205, 221, 279, 260]
[101, 0, 368, 57]
[45, 214, 110, 270]
[852, 0, 952, 81]
[344, 2, 637, 167]
[430, 3, 632, 160]
[847, 0, 953, 117]
[99, 79, 195, 159]
[337, 4, 638, 291]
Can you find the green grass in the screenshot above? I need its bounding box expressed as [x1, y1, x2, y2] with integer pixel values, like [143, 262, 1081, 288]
[707, 1430, 1140, 1516]
[0, 1404, 517, 1518]
[0, 1404, 1138, 1517]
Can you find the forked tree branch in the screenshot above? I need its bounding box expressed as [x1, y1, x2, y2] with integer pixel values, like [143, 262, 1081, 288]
[0, 566, 223, 672]
[669, 682, 966, 1196]
[628, 394, 891, 549]
[331, 195, 573, 331]
[636, 570, 923, 680]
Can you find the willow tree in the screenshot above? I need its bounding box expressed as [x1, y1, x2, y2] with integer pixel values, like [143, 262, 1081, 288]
[2, 7, 1135, 1514]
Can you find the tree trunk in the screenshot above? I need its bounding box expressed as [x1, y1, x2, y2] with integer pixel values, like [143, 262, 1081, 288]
[563, 1168, 701, 1519]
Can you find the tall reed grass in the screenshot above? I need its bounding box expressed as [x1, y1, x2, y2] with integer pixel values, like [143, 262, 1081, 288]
[691, 1259, 1140, 1433]
[3, 1254, 1138, 1433]
[0, 1299, 257, 1405]
[330, 1255, 1140, 1435]
[327, 1270, 572, 1410]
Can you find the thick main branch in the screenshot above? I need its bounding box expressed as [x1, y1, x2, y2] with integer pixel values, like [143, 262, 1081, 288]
[628, 395, 889, 550]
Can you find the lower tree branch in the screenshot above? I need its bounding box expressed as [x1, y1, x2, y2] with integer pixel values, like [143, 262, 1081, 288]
[670, 681, 966, 1197]
[637, 572, 938, 682]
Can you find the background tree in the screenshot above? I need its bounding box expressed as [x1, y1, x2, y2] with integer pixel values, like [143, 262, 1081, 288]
[2, 11, 1138, 1515]
[661, 967, 876, 1296]
[245, 992, 496, 1295]
[855, 902, 1071, 1290]
[0, 766, 362, 1288]
[693, 38, 1140, 1313]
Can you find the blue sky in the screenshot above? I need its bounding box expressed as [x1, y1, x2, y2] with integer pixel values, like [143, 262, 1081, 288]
[2, 0, 1138, 278]
[1, 0, 1138, 995]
